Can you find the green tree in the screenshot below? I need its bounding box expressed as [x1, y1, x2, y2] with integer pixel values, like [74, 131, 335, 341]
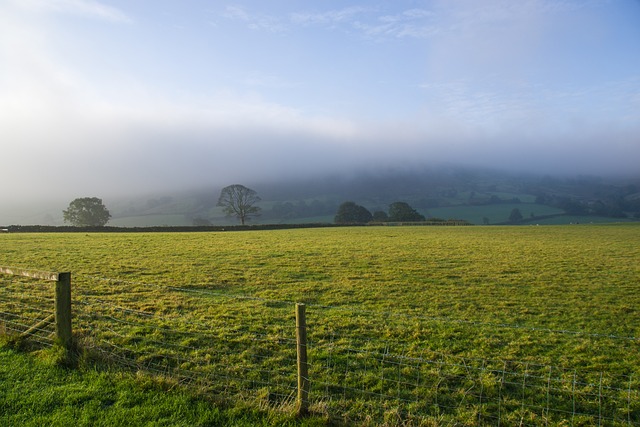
[217, 184, 261, 225]
[334, 202, 373, 224]
[509, 208, 523, 223]
[388, 202, 425, 222]
[63, 197, 111, 227]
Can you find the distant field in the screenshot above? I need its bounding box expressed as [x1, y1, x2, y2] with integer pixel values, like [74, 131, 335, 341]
[427, 203, 564, 224]
[1, 225, 639, 424]
[532, 215, 638, 225]
[107, 204, 634, 227]
[108, 214, 194, 227]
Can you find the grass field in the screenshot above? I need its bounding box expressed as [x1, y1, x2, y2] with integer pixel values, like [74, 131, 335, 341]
[426, 203, 564, 224]
[0, 347, 314, 427]
[1, 224, 639, 425]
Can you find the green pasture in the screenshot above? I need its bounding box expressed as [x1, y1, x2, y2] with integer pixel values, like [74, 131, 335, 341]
[0, 347, 310, 427]
[108, 214, 191, 227]
[426, 203, 564, 224]
[1, 224, 639, 425]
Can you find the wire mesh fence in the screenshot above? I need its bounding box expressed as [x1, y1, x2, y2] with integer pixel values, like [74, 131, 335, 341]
[305, 304, 639, 426]
[1, 271, 639, 425]
[306, 336, 638, 425]
[0, 274, 57, 347]
[74, 285, 299, 407]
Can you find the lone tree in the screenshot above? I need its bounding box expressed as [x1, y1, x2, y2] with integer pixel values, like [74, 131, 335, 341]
[509, 208, 523, 223]
[217, 184, 261, 225]
[63, 197, 111, 227]
[388, 202, 425, 222]
[334, 201, 373, 224]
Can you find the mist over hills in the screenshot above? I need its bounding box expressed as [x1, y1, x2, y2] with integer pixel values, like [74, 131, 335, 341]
[3, 1, 639, 229]
[3, 166, 639, 227]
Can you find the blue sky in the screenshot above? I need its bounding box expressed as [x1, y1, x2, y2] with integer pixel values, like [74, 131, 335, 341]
[1, 0, 639, 203]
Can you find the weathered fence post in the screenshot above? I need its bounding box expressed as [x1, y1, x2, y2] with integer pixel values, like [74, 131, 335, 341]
[296, 303, 310, 417]
[0, 267, 72, 354]
[55, 272, 72, 352]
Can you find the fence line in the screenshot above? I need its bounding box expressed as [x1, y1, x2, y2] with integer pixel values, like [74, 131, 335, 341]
[1, 271, 639, 425]
[0, 271, 58, 348]
[73, 286, 301, 407]
[305, 337, 638, 425]
[0, 267, 72, 352]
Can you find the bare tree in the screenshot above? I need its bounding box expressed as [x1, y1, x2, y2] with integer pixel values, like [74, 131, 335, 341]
[217, 184, 261, 225]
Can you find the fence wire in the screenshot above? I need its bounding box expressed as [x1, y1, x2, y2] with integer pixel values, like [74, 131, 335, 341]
[298, 300, 639, 426]
[1, 272, 639, 425]
[74, 282, 299, 407]
[0, 275, 56, 347]
[306, 334, 638, 425]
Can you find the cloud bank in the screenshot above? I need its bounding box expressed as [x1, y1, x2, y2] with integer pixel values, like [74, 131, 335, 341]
[1, 0, 639, 207]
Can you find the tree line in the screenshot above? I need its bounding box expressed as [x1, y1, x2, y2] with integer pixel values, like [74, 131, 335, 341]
[62, 180, 638, 227]
[62, 185, 263, 227]
[534, 192, 640, 219]
[335, 201, 429, 224]
[62, 190, 452, 227]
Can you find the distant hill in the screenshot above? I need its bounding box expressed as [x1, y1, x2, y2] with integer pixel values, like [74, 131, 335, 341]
[107, 167, 640, 227]
[3, 166, 639, 227]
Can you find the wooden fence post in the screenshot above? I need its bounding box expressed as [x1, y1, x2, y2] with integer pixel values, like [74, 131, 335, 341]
[296, 303, 310, 417]
[0, 267, 73, 354]
[55, 272, 72, 352]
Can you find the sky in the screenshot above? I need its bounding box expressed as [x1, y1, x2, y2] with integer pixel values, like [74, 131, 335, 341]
[1, 0, 639, 207]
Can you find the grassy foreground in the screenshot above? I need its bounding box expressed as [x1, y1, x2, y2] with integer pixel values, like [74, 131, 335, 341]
[0, 346, 322, 427]
[1, 224, 639, 425]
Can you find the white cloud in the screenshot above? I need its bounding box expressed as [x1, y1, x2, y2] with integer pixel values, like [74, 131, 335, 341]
[222, 5, 285, 32]
[12, 0, 132, 23]
[355, 8, 439, 39]
[290, 6, 368, 26]
[1, 0, 639, 207]
[289, 6, 439, 39]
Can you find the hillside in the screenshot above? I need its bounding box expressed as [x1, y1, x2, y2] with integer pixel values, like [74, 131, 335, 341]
[104, 167, 640, 227]
[4, 166, 640, 227]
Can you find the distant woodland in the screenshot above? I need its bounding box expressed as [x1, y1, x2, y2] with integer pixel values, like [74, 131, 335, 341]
[108, 167, 640, 227]
[3, 167, 640, 227]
